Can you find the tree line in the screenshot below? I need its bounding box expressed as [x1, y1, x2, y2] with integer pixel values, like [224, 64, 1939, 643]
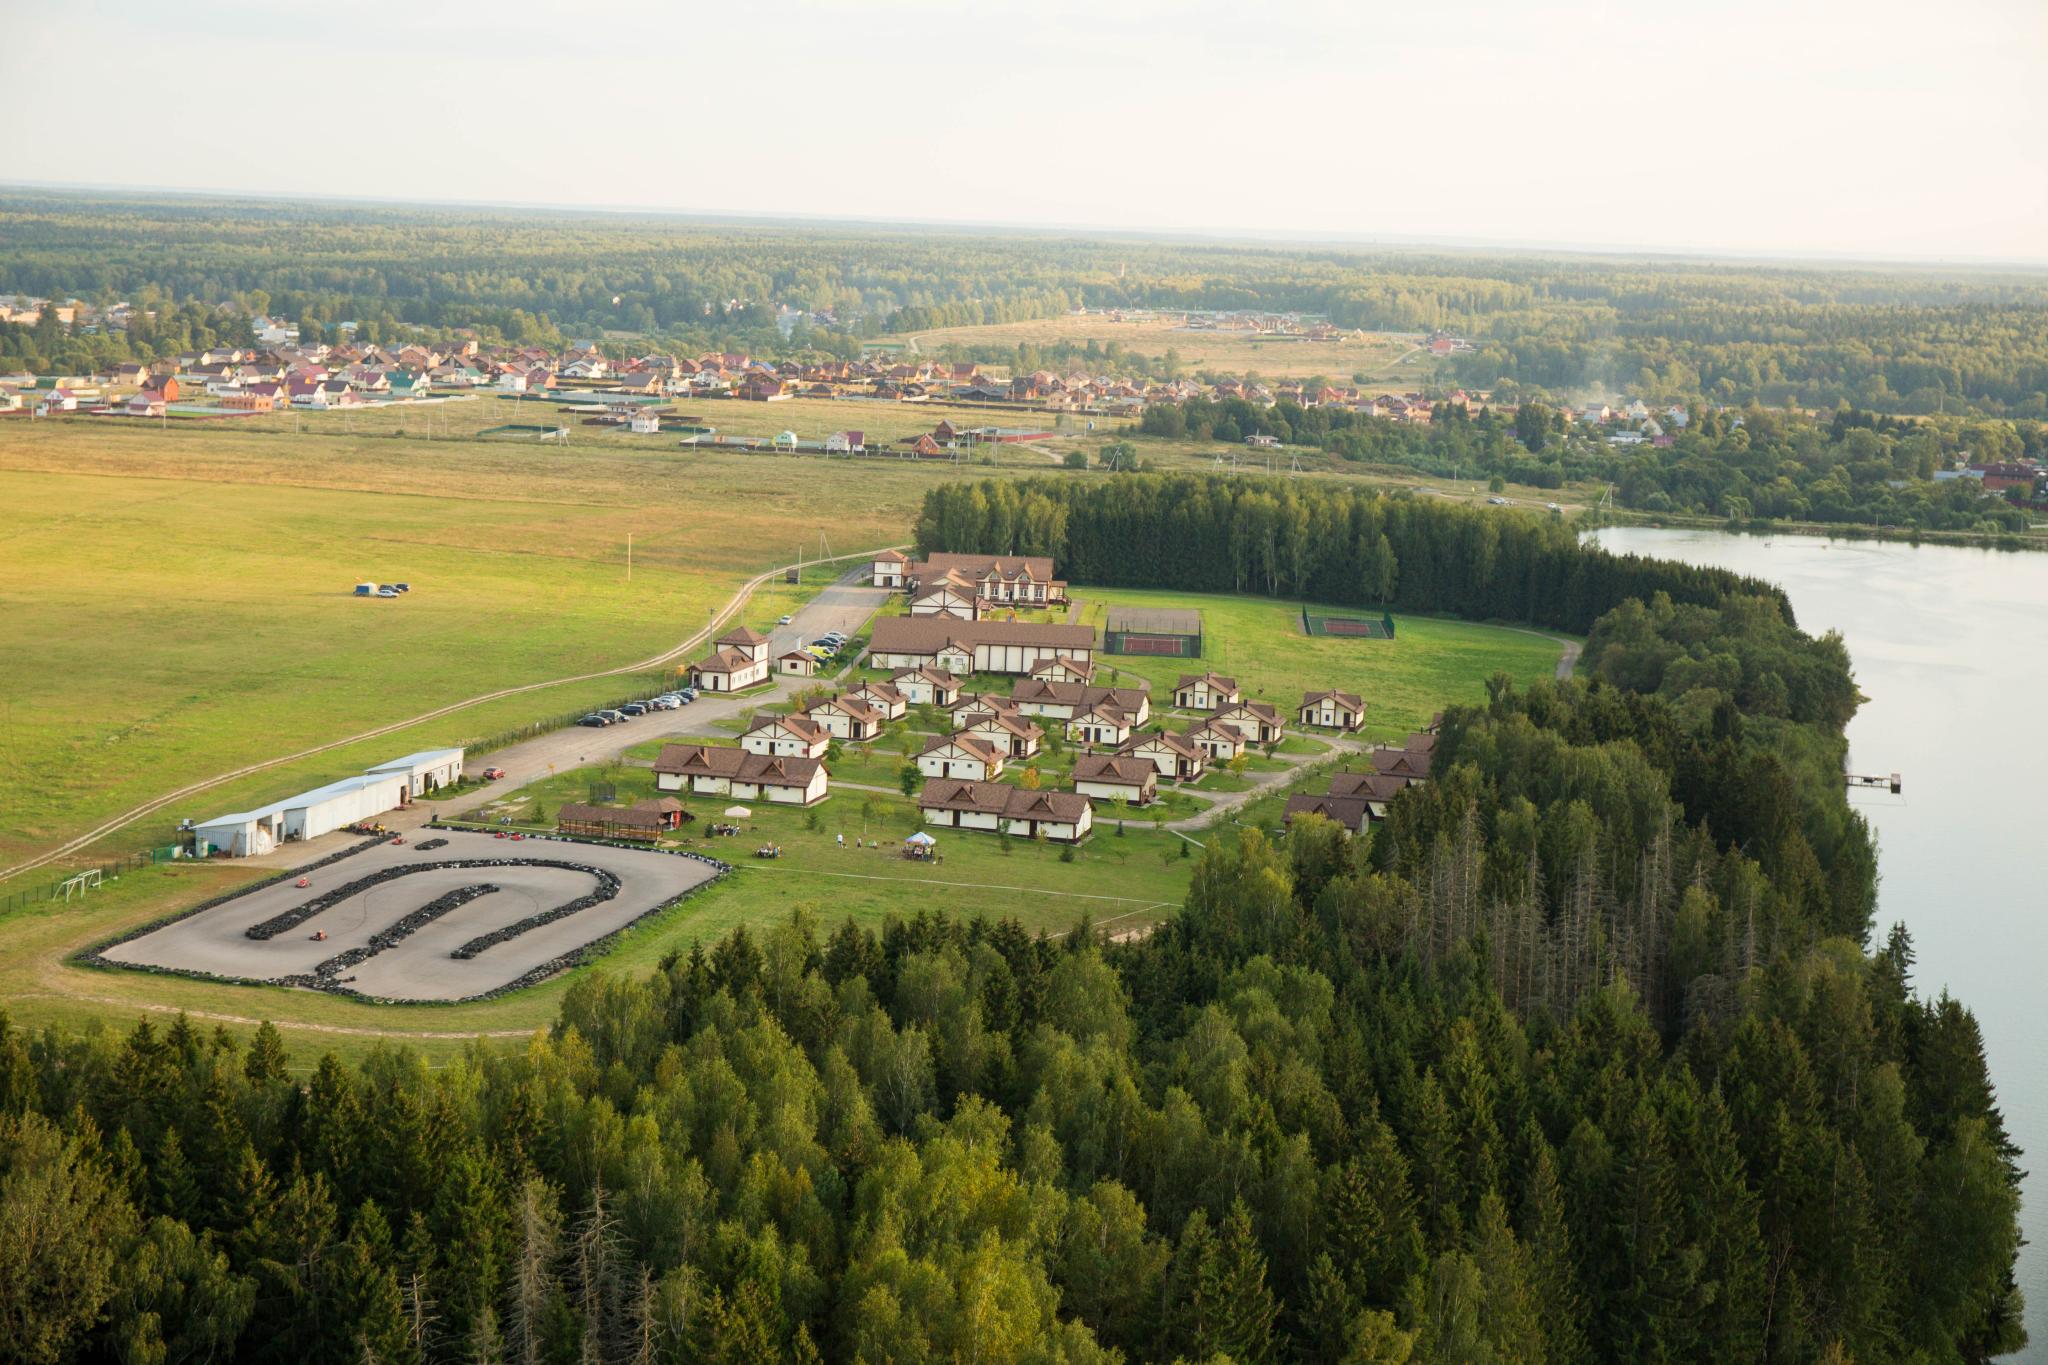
[914, 473, 1793, 634]
[6, 191, 2047, 417]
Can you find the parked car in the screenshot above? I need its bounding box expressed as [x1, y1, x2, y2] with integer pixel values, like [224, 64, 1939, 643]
[375, 587, 399, 598]
[482, 766, 506, 780]
[619, 703, 648, 717]
[777, 614, 793, 625]
[393, 583, 411, 593]
[576, 714, 608, 728]
[678, 688, 698, 701]
[1487, 496, 1510, 506]
[599, 709, 628, 724]
[820, 631, 846, 643]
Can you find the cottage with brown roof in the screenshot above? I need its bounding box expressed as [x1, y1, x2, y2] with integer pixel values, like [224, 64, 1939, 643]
[688, 625, 772, 692]
[1187, 718, 1248, 763]
[917, 779, 1094, 843]
[1066, 701, 1135, 748]
[653, 744, 827, 805]
[805, 693, 885, 742]
[1029, 656, 1095, 685]
[1372, 746, 1432, 780]
[871, 548, 910, 589]
[1212, 699, 1285, 746]
[1282, 793, 1372, 835]
[1120, 729, 1206, 781]
[1174, 673, 1240, 710]
[958, 708, 1044, 759]
[777, 650, 819, 677]
[1072, 754, 1158, 806]
[889, 666, 962, 707]
[741, 712, 830, 759]
[918, 733, 1006, 782]
[1299, 690, 1367, 731]
[844, 680, 907, 721]
[1008, 679, 1152, 726]
[907, 582, 980, 620]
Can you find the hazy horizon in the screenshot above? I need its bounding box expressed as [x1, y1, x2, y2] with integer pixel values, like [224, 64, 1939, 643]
[6, 0, 2046, 264]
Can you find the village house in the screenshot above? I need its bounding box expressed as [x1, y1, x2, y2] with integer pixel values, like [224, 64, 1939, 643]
[1029, 656, 1094, 685]
[1282, 793, 1371, 835]
[741, 712, 830, 760]
[900, 552, 1067, 606]
[871, 549, 910, 589]
[1120, 729, 1206, 782]
[906, 580, 981, 620]
[1066, 701, 1136, 749]
[958, 707, 1044, 759]
[917, 780, 1094, 843]
[868, 617, 1095, 676]
[918, 733, 1006, 782]
[804, 693, 886, 742]
[688, 626, 772, 692]
[825, 430, 865, 454]
[1212, 699, 1285, 746]
[1008, 679, 1151, 727]
[1072, 754, 1158, 806]
[1173, 672, 1240, 711]
[844, 679, 908, 721]
[1187, 717, 1248, 764]
[652, 744, 827, 806]
[1372, 733, 1436, 780]
[777, 650, 819, 677]
[888, 666, 962, 708]
[1299, 690, 1367, 731]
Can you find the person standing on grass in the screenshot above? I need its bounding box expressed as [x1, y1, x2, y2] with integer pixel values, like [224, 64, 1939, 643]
[836, 833, 844, 850]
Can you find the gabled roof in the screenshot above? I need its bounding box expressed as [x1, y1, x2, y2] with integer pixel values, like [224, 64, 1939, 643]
[1175, 672, 1238, 692]
[1124, 730, 1201, 759]
[1073, 755, 1156, 786]
[1301, 689, 1365, 711]
[918, 779, 1090, 823]
[718, 625, 770, 647]
[1328, 770, 1409, 802]
[1283, 793, 1370, 833]
[653, 743, 821, 786]
[745, 711, 826, 743]
[921, 732, 1004, 764]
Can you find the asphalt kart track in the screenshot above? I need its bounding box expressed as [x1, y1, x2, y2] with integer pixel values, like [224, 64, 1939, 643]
[100, 829, 719, 1001]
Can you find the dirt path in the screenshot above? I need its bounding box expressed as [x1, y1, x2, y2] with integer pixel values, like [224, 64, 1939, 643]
[0, 552, 903, 886]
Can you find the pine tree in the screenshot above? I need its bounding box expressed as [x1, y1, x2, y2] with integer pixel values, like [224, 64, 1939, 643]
[245, 1021, 290, 1086]
[1192, 1201, 1281, 1364]
[1519, 1125, 1588, 1365]
[151, 1126, 201, 1225]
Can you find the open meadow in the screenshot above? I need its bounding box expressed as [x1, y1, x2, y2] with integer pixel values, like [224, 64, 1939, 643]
[893, 312, 1445, 383]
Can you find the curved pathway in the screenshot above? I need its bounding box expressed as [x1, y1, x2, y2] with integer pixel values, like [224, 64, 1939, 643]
[0, 547, 906, 885]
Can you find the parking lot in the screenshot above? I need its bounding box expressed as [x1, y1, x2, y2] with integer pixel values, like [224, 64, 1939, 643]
[100, 829, 720, 1001]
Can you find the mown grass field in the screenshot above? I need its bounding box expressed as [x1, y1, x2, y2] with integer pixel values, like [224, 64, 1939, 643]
[1070, 588, 1570, 741]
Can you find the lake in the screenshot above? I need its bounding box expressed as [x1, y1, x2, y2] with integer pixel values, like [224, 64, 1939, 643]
[1591, 528, 2044, 1359]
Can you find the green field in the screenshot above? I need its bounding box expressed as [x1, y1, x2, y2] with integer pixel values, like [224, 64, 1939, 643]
[1073, 588, 1569, 740]
[0, 416, 1023, 870]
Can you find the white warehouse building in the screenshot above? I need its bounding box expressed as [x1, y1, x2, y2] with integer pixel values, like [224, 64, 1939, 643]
[188, 747, 464, 857]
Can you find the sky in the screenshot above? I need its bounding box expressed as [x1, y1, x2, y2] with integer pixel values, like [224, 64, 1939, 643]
[6, 0, 2045, 263]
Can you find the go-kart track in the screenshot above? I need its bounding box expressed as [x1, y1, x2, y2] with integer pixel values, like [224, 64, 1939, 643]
[94, 829, 724, 1002]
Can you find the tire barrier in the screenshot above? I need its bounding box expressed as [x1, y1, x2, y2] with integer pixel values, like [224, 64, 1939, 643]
[78, 832, 736, 1005]
[243, 857, 611, 942]
[448, 867, 621, 959]
[277, 882, 501, 987]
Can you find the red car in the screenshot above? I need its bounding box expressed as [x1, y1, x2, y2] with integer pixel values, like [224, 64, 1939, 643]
[482, 766, 507, 781]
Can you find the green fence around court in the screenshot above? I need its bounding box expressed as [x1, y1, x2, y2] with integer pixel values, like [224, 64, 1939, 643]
[1300, 607, 1397, 639]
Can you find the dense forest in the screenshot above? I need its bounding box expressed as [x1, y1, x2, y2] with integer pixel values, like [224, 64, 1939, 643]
[1135, 398, 2043, 534]
[4, 190, 2047, 417]
[0, 486, 2022, 1361]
